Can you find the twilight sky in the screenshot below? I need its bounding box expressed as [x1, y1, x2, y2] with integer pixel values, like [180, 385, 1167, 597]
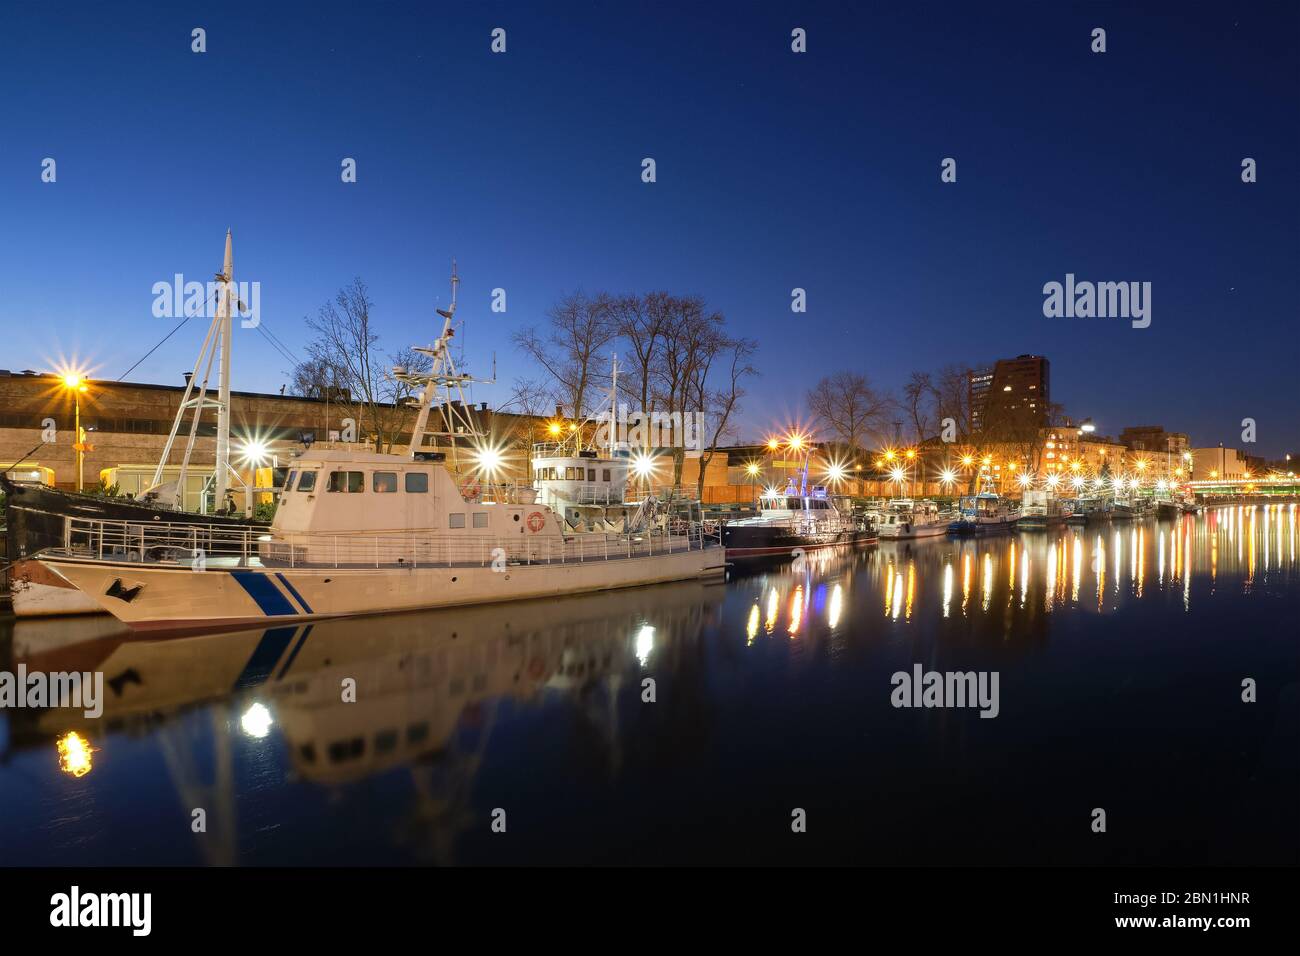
[1, 1, 1296, 455]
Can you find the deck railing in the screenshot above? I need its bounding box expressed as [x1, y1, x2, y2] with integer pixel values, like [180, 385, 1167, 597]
[41, 513, 720, 570]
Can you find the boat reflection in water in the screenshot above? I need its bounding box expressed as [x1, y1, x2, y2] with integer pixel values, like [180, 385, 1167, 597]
[2, 504, 1296, 865]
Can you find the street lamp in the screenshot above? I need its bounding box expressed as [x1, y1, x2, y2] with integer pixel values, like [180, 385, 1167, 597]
[61, 372, 90, 492]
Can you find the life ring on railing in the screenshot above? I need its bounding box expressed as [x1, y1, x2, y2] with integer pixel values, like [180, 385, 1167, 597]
[526, 511, 546, 533]
[460, 479, 481, 500]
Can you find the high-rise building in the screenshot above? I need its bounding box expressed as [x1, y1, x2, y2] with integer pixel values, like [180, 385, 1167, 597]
[969, 354, 1050, 433]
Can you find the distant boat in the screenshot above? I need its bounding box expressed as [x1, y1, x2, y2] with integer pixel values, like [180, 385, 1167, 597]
[877, 498, 952, 539]
[949, 492, 1020, 535]
[1017, 490, 1069, 530]
[723, 486, 876, 562]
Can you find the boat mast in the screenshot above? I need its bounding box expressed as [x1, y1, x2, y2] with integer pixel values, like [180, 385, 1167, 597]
[398, 261, 494, 470]
[214, 231, 233, 506]
[146, 231, 240, 511]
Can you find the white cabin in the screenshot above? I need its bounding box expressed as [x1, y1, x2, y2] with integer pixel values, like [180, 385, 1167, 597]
[268, 448, 564, 565]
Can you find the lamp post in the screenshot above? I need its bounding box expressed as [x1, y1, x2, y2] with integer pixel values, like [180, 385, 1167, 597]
[62, 373, 89, 492]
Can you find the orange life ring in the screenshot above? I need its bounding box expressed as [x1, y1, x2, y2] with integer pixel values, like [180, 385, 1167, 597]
[526, 511, 546, 533]
[460, 479, 481, 500]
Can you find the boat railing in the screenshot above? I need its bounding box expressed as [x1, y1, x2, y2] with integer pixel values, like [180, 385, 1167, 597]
[42, 514, 721, 569]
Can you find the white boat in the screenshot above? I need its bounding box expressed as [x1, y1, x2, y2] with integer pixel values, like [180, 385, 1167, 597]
[722, 485, 876, 561]
[1016, 490, 1069, 529]
[32, 273, 725, 632]
[877, 499, 951, 539]
[948, 491, 1021, 535]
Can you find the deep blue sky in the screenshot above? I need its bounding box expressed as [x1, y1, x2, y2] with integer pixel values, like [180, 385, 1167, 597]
[2, 1, 1296, 454]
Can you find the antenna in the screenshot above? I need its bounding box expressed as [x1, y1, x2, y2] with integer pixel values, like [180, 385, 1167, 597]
[396, 258, 496, 469]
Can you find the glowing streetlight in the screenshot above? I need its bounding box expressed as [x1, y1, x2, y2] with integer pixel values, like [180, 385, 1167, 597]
[59, 370, 91, 492]
[939, 467, 958, 489]
[472, 443, 505, 479]
[631, 452, 657, 481]
[237, 437, 271, 469]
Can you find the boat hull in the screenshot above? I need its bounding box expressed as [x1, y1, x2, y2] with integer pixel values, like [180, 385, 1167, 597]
[3, 477, 266, 617]
[877, 522, 949, 540]
[1016, 513, 1067, 530]
[37, 547, 727, 632]
[722, 525, 877, 562]
[8, 558, 103, 616]
[947, 517, 1019, 536]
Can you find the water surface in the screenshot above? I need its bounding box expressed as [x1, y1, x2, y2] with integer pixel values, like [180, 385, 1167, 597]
[2, 505, 1297, 865]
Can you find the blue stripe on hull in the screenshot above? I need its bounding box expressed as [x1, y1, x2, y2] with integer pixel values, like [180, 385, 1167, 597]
[275, 573, 314, 614]
[230, 569, 298, 617]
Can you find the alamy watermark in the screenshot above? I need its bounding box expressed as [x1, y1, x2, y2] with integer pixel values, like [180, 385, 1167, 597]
[593, 406, 706, 454]
[152, 273, 261, 328]
[1043, 273, 1150, 329]
[0, 667, 104, 718]
[890, 664, 999, 718]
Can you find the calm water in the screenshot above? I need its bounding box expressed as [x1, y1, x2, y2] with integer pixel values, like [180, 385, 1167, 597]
[2, 505, 1297, 865]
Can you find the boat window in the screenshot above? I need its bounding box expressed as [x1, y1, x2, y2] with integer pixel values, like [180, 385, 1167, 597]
[405, 472, 428, 493]
[602, 469, 611, 482]
[285, 471, 297, 491]
[327, 471, 364, 493]
[372, 472, 398, 493]
[472, 512, 489, 528]
[448, 513, 466, 529]
[374, 730, 398, 755]
[587, 469, 596, 481]
[297, 471, 317, 492]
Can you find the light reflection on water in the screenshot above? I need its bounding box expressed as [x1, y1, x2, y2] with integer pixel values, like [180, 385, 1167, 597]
[0, 505, 1296, 865]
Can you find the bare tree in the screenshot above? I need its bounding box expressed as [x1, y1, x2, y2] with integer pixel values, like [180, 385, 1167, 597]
[934, 364, 974, 438]
[688, 333, 757, 500]
[901, 371, 937, 444]
[609, 291, 673, 426]
[291, 278, 428, 453]
[512, 291, 618, 423]
[497, 376, 554, 472]
[654, 296, 717, 486]
[806, 371, 891, 452]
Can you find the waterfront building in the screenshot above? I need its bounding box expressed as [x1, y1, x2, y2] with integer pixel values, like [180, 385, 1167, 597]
[1191, 446, 1254, 481]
